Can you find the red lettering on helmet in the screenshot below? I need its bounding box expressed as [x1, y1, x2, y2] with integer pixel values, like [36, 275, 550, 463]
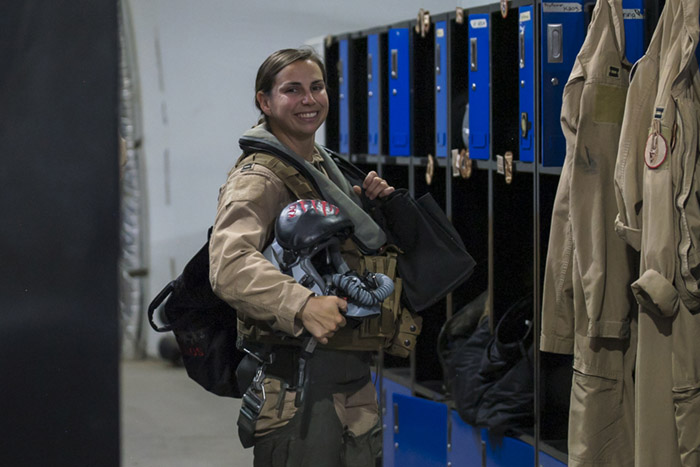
[321, 201, 328, 216]
[311, 200, 318, 213]
[287, 204, 297, 219]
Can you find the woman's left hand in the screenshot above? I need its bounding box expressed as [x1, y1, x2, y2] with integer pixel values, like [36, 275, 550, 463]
[353, 171, 395, 200]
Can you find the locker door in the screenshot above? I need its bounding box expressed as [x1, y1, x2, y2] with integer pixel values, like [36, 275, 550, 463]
[367, 33, 381, 155]
[519, 5, 535, 163]
[468, 14, 490, 160]
[393, 394, 448, 467]
[339, 38, 350, 154]
[388, 28, 411, 156]
[541, 0, 585, 166]
[435, 21, 448, 158]
[622, 0, 645, 64]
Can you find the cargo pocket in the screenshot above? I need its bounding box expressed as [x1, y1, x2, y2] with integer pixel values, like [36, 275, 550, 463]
[341, 418, 382, 467]
[672, 385, 700, 466]
[254, 377, 298, 438]
[360, 253, 400, 340]
[568, 369, 629, 466]
[385, 306, 422, 358]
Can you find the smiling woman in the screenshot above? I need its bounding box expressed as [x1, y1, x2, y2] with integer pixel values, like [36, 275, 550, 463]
[206, 47, 399, 467]
[254, 49, 329, 160]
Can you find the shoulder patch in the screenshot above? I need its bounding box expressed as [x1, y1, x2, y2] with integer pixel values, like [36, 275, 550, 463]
[240, 163, 254, 172]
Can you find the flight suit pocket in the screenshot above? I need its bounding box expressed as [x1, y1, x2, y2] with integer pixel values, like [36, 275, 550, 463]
[672, 385, 700, 466]
[593, 83, 627, 124]
[568, 370, 625, 465]
[254, 377, 298, 437]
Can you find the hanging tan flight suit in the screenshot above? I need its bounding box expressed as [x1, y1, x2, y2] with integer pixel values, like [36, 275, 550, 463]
[541, 0, 637, 464]
[614, 0, 700, 464]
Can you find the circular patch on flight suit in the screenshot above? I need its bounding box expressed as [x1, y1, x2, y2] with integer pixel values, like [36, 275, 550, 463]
[644, 132, 668, 169]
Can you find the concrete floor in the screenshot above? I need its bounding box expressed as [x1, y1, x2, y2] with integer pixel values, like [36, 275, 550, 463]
[121, 358, 254, 467]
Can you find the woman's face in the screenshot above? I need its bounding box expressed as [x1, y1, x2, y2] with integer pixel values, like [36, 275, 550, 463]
[257, 59, 328, 144]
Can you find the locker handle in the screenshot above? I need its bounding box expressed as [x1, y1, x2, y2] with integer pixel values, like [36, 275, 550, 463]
[470, 38, 478, 71]
[519, 28, 525, 69]
[337, 59, 344, 84]
[547, 24, 563, 63]
[391, 49, 398, 79]
[367, 54, 373, 81]
[436, 43, 441, 74]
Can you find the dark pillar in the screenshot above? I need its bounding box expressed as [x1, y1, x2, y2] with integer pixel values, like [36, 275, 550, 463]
[0, 1, 120, 466]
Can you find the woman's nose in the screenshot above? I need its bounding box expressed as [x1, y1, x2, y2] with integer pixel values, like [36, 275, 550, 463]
[301, 90, 316, 104]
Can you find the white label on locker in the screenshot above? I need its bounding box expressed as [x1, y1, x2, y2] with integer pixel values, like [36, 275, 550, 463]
[542, 2, 583, 12]
[623, 8, 644, 19]
[437, 28, 445, 37]
[520, 10, 532, 21]
[470, 18, 488, 28]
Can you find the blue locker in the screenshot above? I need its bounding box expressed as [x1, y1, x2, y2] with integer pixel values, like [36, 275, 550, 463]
[483, 430, 535, 466]
[448, 411, 483, 465]
[541, 0, 585, 166]
[435, 21, 448, 158]
[388, 28, 411, 156]
[519, 6, 536, 163]
[623, 0, 645, 63]
[468, 14, 490, 160]
[339, 38, 350, 154]
[367, 34, 381, 155]
[379, 377, 412, 467]
[393, 393, 448, 467]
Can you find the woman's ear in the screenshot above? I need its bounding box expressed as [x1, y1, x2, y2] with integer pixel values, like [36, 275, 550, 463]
[256, 91, 270, 115]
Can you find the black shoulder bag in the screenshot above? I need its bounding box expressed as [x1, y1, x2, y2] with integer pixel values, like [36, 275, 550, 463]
[329, 152, 476, 313]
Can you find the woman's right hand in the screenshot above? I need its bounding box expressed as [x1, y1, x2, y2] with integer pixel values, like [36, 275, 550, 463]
[296, 296, 347, 344]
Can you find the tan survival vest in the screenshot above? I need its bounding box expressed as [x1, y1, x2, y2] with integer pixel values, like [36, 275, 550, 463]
[235, 152, 421, 358]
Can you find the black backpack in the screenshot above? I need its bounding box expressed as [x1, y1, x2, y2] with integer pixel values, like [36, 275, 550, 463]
[148, 233, 244, 398]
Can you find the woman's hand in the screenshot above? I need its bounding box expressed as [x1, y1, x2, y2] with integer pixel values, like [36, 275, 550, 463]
[296, 296, 347, 344]
[353, 171, 395, 200]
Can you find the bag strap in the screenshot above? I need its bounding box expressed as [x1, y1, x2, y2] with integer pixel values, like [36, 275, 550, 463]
[236, 152, 319, 200]
[147, 280, 177, 332]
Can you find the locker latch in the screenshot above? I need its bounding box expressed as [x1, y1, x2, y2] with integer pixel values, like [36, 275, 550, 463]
[426, 154, 435, 185]
[497, 152, 514, 184]
[415, 9, 431, 38]
[500, 0, 509, 18]
[452, 148, 472, 179]
[520, 112, 531, 138]
[456, 7, 465, 24]
[505, 151, 513, 184]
